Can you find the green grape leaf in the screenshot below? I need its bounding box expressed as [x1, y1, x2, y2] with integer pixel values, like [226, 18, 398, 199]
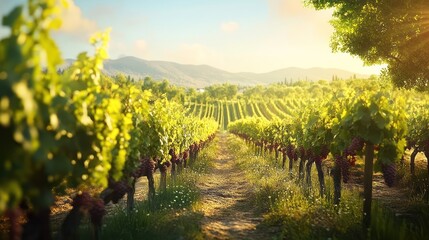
[2, 6, 23, 28]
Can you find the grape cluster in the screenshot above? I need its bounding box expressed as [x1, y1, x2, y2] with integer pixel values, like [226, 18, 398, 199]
[183, 151, 189, 160]
[315, 146, 330, 164]
[286, 145, 296, 161]
[168, 148, 175, 156]
[72, 192, 93, 210]
[159, 162, 170, 172]
[110, 181, 130, 204]
[336, 137, 364, 182]
[321, 146, 330, 158]
[293, 150, 299, 161]
[71, 192, 106, 226]
[273, 143, 279, 151]
[169, 149, 180, 164]
[299, 146, 307, 160]
[335, 155, 350, 183]
[344, 137, 364, 157]
[133, 157, 156, 177]
[189, 143, 201, 160]
[348, 155, 357, 166]
[70, 192, 108, 228]
[89, 198, 106, 227]
[381, 163, 396, 187]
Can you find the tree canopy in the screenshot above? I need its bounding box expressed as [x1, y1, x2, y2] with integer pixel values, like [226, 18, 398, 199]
[205, 83, 238, 100]
[307, 0, 429, 90]
[140, 77, 185, 102]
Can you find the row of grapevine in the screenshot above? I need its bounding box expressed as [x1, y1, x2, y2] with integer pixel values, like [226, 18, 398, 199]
[223, 101, 229, 130]
[228, 81, 409, 231]
[267, 100, 288, 119]
[184, 99, 295, 129]
[249, 100, 258, 118]
[274, 99, 294, 117]
[0, 2, 218, 239]
[258, 101, 275, 120]
[235, 101, 243, 119]
[229, 101, 237, 122]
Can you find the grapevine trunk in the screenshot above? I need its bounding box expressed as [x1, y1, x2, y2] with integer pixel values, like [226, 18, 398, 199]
[298, 159, 305, 183]
[127, 179, 136, 213]
[147, 174, 155, 201]
[315, 160, 325, 197]
[363, 143, 374, 232]
[305, 160, 313, 186]
[410, 148, 418, 177]
[333, 164, 342, 205]
[60, 207, 84, 240]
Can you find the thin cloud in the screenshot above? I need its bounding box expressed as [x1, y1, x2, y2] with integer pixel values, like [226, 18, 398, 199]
[110, 37, 150, 59]
[266, 0, 333, 39]
[167, 43, 222, 65]
[135, 39, 147, 51]
[267, 0, 313, 17]
[133, 39, 150, 58]
[221, 21, 240, 33]
[267, 0, 333, 19]
[59, 0, 99, 39]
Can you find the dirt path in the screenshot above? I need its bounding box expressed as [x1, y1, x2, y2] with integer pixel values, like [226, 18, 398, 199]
[198, 133, 269, 240]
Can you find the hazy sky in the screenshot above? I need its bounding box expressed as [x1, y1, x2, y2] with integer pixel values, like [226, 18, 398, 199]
[0, 0, 385, 74]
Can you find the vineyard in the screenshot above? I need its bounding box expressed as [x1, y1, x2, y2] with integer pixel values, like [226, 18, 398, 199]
[223, 80, 429, 238]
[2, 0, 429, 240]
[184, 98, 303, 130]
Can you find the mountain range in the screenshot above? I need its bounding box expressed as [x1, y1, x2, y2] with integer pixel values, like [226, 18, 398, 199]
[62, 56, 369, 88]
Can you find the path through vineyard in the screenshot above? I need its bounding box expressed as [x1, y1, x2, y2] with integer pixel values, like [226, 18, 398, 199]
[199, 133, 270, 240]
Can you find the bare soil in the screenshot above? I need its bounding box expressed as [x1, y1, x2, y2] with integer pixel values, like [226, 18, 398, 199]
[198, 133, 272, 240]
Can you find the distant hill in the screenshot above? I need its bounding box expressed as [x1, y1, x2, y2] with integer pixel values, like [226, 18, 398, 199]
[61, 56, 369, 88]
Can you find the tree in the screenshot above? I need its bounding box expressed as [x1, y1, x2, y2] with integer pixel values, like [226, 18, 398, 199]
[225, 84, 238, 99]
[186, 87, 197, 99]
[205, 83, 238, 99]
[142, 76, 156, 90]
[307, 0, 429, 90]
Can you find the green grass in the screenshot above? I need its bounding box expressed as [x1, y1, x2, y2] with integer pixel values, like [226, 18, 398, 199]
[95, 178, 204, 240]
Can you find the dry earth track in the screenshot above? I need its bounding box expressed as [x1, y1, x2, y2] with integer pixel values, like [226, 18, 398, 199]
[198, 133, 272, 240]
